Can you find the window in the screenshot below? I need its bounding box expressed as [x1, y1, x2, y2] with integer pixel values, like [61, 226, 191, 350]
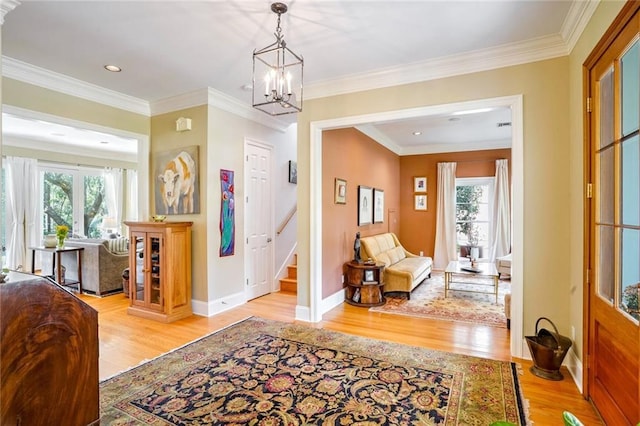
[1, 166, 6, 266]
[40, 165, 107, 238]
[456, 177, 493, 259]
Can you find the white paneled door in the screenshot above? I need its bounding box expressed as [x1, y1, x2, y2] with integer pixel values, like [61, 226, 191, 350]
[245, 141, 273, 301]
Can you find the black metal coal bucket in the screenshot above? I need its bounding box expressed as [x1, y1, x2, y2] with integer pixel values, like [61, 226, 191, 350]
[525, 317, 572, 381]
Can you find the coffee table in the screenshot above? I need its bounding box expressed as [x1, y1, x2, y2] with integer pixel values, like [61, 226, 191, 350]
[444, 261, 499, 303]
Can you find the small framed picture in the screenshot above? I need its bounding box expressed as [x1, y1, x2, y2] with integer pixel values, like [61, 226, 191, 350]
[364, 270, 375, 282]
[288, 160, 297, 184]
[414, 176, 427, 193]
[414, 194, 427, 211]
[335, 178, 347, 204]
[373, 188, 384, 223]
[358, 185, 373, 226]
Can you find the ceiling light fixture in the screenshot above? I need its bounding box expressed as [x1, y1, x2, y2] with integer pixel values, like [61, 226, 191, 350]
[413, 131, 422, 136]
[104, 64, 122, 72]
[252, 2, 303, 116]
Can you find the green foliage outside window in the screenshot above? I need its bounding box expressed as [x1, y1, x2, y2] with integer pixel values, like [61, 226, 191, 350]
[456, 185, 485, 245]
[42, 171, 106, 238]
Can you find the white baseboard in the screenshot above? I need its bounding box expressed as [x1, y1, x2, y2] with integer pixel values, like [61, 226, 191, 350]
[566, 347, 583, 393]
[322, 288, 347, 314]
[294, 288, 346, 322]
[295, 304, 311, 322]
[191, 291, 246, 317]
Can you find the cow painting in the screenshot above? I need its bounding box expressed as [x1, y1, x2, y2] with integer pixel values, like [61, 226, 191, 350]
[157, 151, 197, 214]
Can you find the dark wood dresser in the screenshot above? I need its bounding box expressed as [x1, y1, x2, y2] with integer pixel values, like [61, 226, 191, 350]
[0, 272, 99, 425]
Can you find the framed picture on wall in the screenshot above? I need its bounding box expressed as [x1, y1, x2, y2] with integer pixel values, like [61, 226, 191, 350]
[414, 194, 427, 211]
[288, 160, 297, 184]
[414, 176, 427, 193]
[335, 178, 347, 204]
[373, 188, 384, 223]
[358, 185, 373, 226]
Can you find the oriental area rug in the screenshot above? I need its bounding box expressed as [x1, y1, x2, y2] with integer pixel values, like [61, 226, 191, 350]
[370, 272, 511, 328]
[100, 317, 529, 425]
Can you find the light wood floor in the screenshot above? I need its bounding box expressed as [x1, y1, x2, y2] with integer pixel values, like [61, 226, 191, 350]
[81, 291, 603, 425]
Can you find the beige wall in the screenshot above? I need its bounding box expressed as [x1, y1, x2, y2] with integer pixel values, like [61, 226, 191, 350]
[150, 106, 208, 301]
[298, 56, 571, 347]
[205, 105, 298, 306]
[3, 78, 149, 136]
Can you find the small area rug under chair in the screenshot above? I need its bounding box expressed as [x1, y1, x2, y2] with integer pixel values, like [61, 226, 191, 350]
[100, 317, 529, 425]
[370, 272, 510, 328]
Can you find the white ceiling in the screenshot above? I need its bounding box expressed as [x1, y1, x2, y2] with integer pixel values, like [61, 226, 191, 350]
[1, 1, 596, 155]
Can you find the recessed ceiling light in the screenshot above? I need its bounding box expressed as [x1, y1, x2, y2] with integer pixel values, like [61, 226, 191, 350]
[104, 64, 122, 72]
[100, 141, 109, 144]
[413, 131, 422, 136]
[452, 108, 492, 116]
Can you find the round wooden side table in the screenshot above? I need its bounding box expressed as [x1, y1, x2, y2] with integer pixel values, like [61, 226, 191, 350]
[343, 261, 385, 307]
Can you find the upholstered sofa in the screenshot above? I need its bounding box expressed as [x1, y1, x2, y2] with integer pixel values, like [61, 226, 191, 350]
[360, 233, 433, 299]
[61, 238, 129, 295]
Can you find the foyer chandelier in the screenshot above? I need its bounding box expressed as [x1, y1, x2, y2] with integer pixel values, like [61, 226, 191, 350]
[252, 2, 303, 116]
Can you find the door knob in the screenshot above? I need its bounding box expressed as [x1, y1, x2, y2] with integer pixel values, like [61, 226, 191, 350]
[267, 238, 272, 243]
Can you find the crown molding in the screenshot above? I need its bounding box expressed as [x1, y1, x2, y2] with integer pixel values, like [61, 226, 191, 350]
[399, 139, 512, 156]
[149, 87, 291, 132]
[354, 124, 403, 155]
[0, 0, 20, 25]
[149, 88, 209, 116]
[2, 56, 150, 115]
[561, 0, 600, 53]
[305, 33, 568, 100]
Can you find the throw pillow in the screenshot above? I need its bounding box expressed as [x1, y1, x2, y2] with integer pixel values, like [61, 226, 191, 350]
[108, 237, 129, 254]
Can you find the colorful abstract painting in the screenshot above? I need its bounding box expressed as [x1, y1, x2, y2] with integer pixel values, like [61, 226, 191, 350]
[219, 169, 235, 256]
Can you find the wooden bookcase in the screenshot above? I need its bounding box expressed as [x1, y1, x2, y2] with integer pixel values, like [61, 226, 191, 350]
[344, 261, 386, 307]
[125, 221, 193, 322]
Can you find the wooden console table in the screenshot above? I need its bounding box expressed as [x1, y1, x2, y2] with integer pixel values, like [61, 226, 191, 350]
[344, 261, 386, 307]
[30, 246, 84, 294]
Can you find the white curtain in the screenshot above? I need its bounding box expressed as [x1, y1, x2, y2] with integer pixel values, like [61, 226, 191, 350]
[5, 157, 39, 270]
[103, 167, 123, 234]
[490, 159, 511, 261]
[434, 162, 458, 269]
[125, 169, 138, 222]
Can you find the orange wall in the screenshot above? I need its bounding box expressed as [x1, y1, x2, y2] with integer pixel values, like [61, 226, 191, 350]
[398, 148, 512, 258]
[322, 129, 510, 298]
[322, 128, 400, 298]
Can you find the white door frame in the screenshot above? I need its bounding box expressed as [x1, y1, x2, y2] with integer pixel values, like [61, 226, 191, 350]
[308, 95, 524, 358]
[244, 138, 275, 298]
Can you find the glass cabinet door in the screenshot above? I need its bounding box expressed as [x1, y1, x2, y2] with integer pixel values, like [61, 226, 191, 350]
[149, 234, 162, 309]
[130, 233, 145, 306]
[130, 231, 163, 310]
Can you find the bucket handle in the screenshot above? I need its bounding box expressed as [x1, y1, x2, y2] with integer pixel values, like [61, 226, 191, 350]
[535, 317, 561, 351]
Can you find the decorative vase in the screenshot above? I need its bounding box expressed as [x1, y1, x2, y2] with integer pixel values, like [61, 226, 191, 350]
[43, 234, 57, 248]
[57, 236, 65, 249]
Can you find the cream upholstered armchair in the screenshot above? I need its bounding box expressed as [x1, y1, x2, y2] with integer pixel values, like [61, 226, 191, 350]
[496, 253, 512, 279]
[62, 238, 129, 295]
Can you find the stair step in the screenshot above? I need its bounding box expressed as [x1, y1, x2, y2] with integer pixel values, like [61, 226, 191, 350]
[280, 277, 297, 294]
[287, 264, 297, 279]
